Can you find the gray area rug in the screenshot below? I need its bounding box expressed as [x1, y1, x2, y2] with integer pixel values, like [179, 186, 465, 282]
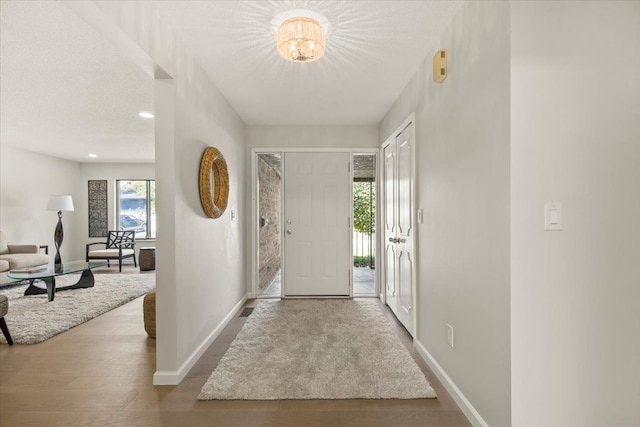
[199, 299, 436, 400]
[0, 273, 155, 344]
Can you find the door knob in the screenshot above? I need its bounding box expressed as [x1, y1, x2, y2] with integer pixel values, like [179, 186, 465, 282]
[388, 237, 398, 243]
[286, 229, 293, 235]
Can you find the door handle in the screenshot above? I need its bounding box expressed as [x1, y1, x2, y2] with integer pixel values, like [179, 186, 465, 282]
[286, 229, 293, 235]
[388, 237, 406, 244]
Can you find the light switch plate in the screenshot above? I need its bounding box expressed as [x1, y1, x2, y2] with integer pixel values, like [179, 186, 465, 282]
[231, 210, 236, 221]
[544, 202, 562, 231]
[417, 209, 424, 224]
[446, 324, 455, 348]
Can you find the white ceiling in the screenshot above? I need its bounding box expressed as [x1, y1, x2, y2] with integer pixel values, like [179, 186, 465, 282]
[153, 0, 463, 126]
[0, 1, 155, 163]
[0, 0, 463, 162]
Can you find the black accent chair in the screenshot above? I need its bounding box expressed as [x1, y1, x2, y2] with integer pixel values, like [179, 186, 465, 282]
[86, 231, 137, 272]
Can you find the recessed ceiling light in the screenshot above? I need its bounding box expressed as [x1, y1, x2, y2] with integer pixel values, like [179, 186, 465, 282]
[88, 153, 98, 158]
[138, 111, 155, 119]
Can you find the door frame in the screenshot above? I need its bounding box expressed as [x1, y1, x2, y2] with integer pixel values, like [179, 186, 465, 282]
[380, 112, 417, 338]
[250, 147, 380, 299]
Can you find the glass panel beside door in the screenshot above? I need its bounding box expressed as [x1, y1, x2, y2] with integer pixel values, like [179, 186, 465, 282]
[256, 153, 282, 298]
[353, 153, 377, 297]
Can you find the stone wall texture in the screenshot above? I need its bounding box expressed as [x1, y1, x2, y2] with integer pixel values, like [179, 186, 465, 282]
[258, 157, 281, 290]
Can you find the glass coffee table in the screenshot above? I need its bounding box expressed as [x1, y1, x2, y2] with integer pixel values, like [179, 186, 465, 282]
[7, 260, 108, 302]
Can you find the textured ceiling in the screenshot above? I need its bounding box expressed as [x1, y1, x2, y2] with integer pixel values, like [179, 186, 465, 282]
[152, 0, 463, 126]
[0, 1, 154, 163]
[0, 1, 463, 162]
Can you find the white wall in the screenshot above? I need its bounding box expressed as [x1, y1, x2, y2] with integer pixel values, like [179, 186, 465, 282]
[247, 125, 378, 150]
[89, 2, 249, 383]
[0, 145, 83, 261]
[0, 146, 156, 269]
[511, 2, 640, 426]
[379, 2, 511, 426]
[155, 78, 178, 374]
[171, 53, 246, 370]
[79, 162, 155, 259]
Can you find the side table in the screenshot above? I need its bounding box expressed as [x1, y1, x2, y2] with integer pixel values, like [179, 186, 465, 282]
[139, 247, 156, 271]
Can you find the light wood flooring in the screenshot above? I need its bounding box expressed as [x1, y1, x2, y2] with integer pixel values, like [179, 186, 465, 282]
[0, 267, 471, 427]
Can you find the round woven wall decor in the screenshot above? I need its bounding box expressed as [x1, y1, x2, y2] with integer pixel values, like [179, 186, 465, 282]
[199, 147, 229, 218]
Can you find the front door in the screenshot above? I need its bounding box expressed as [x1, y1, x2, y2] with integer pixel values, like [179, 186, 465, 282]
[383, 122, 416, 335]
[284, 152, 351, 296]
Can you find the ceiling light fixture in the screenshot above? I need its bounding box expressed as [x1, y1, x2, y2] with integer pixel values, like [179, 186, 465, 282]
[138, 111, 154, 119]
[88, 153, 97, 158]
[276, 16, 325, 63]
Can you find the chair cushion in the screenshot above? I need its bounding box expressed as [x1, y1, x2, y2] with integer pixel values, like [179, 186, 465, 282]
[0, 259, 9, 273]
[0, 253, 50, 270]
[88, 249, 135, 257]
[7, 244, 38, 254]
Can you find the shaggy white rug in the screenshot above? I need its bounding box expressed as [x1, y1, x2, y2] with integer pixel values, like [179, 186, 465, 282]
[0, 273, 155, 344]
[199, 299, 436, 400]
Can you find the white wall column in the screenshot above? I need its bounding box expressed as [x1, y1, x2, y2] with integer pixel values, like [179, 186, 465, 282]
[511, 2, 640, 426]
[153, 77, 179, 382]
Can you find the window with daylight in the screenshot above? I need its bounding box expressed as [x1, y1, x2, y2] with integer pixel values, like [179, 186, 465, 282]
[116, 180, 156, 239]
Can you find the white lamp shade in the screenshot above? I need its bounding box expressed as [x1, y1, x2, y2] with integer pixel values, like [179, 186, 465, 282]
[47, 195, 74, 212]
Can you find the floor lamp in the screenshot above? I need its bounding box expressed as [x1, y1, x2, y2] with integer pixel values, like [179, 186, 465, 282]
[47, 195, 74, 271]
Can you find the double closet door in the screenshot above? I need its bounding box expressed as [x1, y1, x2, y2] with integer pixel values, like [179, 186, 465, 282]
[283, 152, 351, 296]
[383, 122, 416, 336]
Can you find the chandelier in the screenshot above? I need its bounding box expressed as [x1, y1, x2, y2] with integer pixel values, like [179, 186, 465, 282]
[276, 16, 325, 63]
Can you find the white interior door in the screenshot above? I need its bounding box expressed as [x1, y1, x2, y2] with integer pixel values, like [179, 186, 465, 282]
[384, 140, 399, 315]
[284, 152, 351, 296]
[383, 122, 416, 335]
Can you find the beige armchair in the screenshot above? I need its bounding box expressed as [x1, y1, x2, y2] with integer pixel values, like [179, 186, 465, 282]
[0, 231, 50, 273]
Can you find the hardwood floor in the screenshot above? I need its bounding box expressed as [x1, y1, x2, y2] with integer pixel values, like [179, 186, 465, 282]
[0, 269, 471, 427]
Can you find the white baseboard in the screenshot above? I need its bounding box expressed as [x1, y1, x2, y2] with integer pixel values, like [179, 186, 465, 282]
[153, 294, 248, 385]
[414, 339, 489, 427]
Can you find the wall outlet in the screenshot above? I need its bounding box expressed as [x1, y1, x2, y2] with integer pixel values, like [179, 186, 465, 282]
[446, 324, 455, 348]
